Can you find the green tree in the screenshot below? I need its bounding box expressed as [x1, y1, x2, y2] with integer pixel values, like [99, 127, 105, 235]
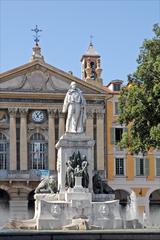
[119, 24, 160, 154]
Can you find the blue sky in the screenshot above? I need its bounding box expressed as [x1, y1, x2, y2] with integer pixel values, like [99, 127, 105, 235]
[0, 0, 159, 85]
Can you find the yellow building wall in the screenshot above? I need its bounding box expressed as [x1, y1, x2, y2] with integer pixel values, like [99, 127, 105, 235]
[147, 151, 155, 181]
[132, 187, 149, 197]
[106, 100, 114, 180]
[126, 153, 134, 180]
[106, 94, 156, 181]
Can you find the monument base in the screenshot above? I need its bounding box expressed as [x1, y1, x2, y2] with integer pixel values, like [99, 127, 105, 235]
[56, 133, 95, 193]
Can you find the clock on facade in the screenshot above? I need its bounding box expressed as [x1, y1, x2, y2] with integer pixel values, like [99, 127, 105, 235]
[32, 110, 45, 123]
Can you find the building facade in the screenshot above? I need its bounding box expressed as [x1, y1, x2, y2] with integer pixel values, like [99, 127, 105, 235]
[0, 42, 159, 226]
[105, 80, 160, 225]
[0, 42, 108, 223]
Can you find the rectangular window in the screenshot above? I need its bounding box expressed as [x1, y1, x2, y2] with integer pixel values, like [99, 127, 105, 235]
[110, 128, 124, 144]
[0, 140, 8, 170]
[135, 158, 149, 176]
[115, 158, 124, 175]
[156, 158, 160, 176]
[115, 128, 123, 143]
[114, 102, 119, 115]
[113, 84, 121, 91]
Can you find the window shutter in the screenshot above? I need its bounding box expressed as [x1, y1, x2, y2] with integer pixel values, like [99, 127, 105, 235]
[145, 158, 149, 176]
[124, 128, 128, 133]
[110, 128, 115, 144]
[136, 158, 140, 176]
[156, 158, 160, 176]
[115, 102, 119, 115]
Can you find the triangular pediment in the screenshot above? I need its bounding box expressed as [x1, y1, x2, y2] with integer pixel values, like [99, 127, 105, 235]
[0, 61, 106, 95]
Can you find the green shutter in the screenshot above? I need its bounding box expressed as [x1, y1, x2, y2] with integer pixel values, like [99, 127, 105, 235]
[145, 159, 149, 176]
[156, 158, 160, 176]
[110, 128, 115, 144]
[136, 158, 140, 176]
[115, 102, 119, 115]
[124, 128, 128, 133]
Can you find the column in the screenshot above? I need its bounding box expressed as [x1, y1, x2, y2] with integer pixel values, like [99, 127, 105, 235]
[48, 109, 56, 170]
[19, 108, 28, 170]
[86, 110, 94, 169]
[86, 111, 94, 139]
[59, 111, 65, 138]
[96, 110, 105, 170]
[8, 108, 17, 170]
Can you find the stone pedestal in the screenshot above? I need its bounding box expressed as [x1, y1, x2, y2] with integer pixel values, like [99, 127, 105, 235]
[56, 133, 95, 193]
[73, 176, 84, 192]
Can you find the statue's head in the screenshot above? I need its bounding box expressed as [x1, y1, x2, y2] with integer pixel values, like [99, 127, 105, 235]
[49, 175, 54, 180]
[82, 155, 87, 161]
[70, 81, 77, 90]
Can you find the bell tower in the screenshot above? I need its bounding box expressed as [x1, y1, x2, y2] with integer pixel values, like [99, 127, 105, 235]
[81, 40, 103, 86]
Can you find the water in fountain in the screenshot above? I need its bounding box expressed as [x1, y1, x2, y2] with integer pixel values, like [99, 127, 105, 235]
[0, 204, 9, 228]
[119, 191, 142, 229]
[126, 191, 137, 221]
[149, 205, 160, 228]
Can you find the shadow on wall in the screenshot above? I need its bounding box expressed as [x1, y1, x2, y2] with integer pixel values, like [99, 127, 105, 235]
[149, 189, 160, 227]
[28, 190, 35, 219]
[0, 189, 10, 227]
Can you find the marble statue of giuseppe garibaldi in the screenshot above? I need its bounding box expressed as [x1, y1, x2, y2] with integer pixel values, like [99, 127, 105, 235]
[62, 81, 86, 133]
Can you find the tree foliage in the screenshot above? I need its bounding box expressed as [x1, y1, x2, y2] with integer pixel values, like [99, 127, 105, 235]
[119, 24, 160, 154]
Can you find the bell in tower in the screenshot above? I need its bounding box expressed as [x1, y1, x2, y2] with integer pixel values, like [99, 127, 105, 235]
[81, 40, 103, 86]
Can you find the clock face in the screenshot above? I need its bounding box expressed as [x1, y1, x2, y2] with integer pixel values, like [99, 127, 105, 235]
[32, 111, 44, 122]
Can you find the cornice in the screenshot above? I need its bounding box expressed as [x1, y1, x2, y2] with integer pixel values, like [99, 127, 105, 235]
[0, 91, 106, 100]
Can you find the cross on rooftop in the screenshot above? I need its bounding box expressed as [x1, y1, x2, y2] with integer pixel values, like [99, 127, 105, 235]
[31, 25, 42, 45]
[90, 35, 93, 46]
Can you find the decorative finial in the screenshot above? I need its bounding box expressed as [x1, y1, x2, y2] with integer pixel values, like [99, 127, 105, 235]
[89, 35, 93, 46]
[31, 25, 42, 45]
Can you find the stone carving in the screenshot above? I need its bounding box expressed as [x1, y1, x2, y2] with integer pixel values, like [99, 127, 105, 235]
[63, 218, 89, 230]
[99, 205, 109, 219]
[65, 151, 89, 188]
[62, 82, 86, 133]
[0, 111, 8, 123]
[50, 204, 61, 218]
[35, 176, 57, 194]
[81, 155, 89, 188]
[65, 156, 75, 188]
[8, 108, 17, 117]
[92, 172, 115, 194]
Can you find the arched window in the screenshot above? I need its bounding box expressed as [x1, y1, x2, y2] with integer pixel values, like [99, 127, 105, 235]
[0, 133, 8, 170]
[29, 133, 48, 170]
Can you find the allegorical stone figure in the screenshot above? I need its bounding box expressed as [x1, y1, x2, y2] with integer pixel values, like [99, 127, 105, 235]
[62, 81, 86, 133]
[65, 152, 89, 189]
[35, 176, 57, 194]
[65, 157, 75, 188]
[92, 172, 115, 194]
[81, 155, 89, 188]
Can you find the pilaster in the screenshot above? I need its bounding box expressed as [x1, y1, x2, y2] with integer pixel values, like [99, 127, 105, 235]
[96, 110, 105, 170]
[48, 109, 56, 170]
[8, 108, 17, 170]
[86, 111, 93, 139]
[59, 111, 65, 139]
[19, 108, 28, 170]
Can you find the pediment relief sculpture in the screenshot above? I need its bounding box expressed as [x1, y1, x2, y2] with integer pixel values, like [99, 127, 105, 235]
[0, 111, 8, 123]
[0, 63, 104, 94]
[0, 70, 68, 92]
